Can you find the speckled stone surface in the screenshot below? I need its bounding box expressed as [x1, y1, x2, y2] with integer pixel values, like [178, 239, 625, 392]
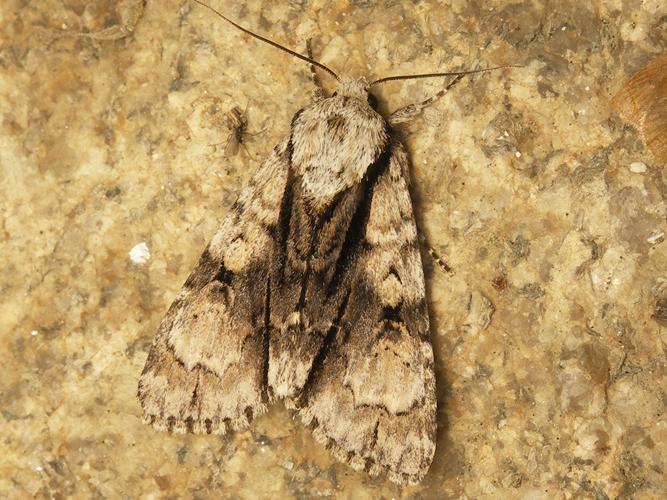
[1, 1, 666, 498]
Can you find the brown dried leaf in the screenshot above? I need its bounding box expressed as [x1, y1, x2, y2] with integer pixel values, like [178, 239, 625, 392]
[612, 53, 667, 166]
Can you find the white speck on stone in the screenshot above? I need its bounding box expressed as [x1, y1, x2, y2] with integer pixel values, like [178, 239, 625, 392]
[515, 151, 522, 158]
[561, 25, 567, 31]
[629, 161, 647, 173]
[35, 465, 43, 472]
[61, 23, 67, 30]
[591, 270, 604, 289]
[503, 130, 509, 137]
[647, 232, 664, 244]
[31, 330, 39, 336]
[283, 459, 294, 470]
[585, 85, 590, 91]
[129, 242, 151, 265]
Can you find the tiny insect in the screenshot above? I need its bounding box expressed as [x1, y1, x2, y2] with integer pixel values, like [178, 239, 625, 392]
[138, 0, 512, 485]
[224, 105, 248, 157]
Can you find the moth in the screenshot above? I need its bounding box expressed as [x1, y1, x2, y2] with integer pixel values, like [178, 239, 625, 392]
[138, 0, 507, 485]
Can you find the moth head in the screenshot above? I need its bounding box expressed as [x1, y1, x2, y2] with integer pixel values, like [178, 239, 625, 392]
[335, 77, 368, 99]
[333, 77, 378, 108]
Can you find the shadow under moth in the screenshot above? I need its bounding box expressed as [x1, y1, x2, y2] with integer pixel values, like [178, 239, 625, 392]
[138, 0, 507, 485]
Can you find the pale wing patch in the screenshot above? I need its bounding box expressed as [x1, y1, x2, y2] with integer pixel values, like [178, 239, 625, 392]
[223, 237, 252, 272]
[343, 331, 427, 414]
[223, 223, 271, 272]
[268, 315, 315, 399]
[166, 284, 247, 376]
[378, 272, 402, 307]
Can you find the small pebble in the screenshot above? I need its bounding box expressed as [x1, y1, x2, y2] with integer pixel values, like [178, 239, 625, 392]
[629, 161, 647, 173]
[647, 232, 664, 244]
[129, 242, 151, 265]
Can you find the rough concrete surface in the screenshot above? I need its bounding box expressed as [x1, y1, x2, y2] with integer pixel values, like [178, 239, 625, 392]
[1, 0, 666, 498]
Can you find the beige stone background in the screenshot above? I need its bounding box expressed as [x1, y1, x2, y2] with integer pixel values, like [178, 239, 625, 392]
[1, 0, 666, 498]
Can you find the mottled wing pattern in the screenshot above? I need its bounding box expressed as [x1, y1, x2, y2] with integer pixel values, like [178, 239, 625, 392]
[295, 141, 436, 484]
[138, 87, 436, 484]
[137, 139, 290, 434]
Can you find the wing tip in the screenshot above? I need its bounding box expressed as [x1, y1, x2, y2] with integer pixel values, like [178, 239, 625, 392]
[295, 406, 430, 485]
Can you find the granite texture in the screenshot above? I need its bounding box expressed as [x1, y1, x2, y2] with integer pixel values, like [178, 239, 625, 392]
[1, 0, 666, 498]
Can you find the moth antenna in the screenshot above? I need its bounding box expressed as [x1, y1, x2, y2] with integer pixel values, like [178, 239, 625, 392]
[369, 65, 521, 87]
[192, 0, 340, 82]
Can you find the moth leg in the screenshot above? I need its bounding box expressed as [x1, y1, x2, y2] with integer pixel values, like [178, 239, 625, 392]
[306, 38, 327, 101]
[418, 229, 452, 274]
[388, 73, 466, 126]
